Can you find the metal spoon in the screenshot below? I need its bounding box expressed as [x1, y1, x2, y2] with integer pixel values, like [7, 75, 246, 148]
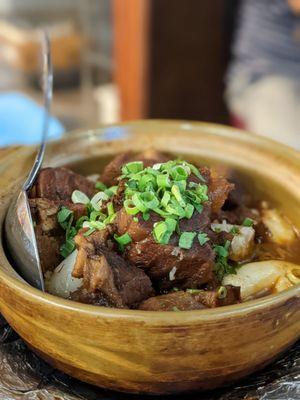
[5, 32, 53, 291]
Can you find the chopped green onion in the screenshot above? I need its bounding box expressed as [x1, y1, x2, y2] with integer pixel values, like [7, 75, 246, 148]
[179, 231, 197, 249]
[195, 184, 208, 202]
[185, 203, 194, 219]
[75, 215, 89, 229]
[104, 213, 116, 224]
[90, 191, 109, 211]
[139, 174, 155, 191]
[124, 199, 139, 215]
[157, 174, 171, 188]
[95, 181, 107, 191]
[171, 185, 186, 207]
[165, 217, 177, 233]
[198, 232, 210, 246]
[194, 204, 203, 214]
[83, 228, 96, 237]
[57, 207, 73, 223]
[152, 163, 162, 170]
[140, 192, 159, 210]
[170, 165, 189, 181]
[153, 221, 168, 243]
[60, 238, 76, 258]
[143, 212, 150, 221]
[122, 161, 144, 174]
[89, 211, 105, 221]
[161, 191, 171, 208]
[114, 233, 132, 250]
[165, 203, 185, 218]
[243, 217, 254, 227]
[107, 202, 115, 217]
[230, 226, 239, 234]
[214, 244, 229, 258]
[187, 163, 206, 182]
[132, 193, 148, 212]
[188, 181, 198, 189]
[71, 190, 90, 205]
[104, 186, 118, 198]
[83, 220, 106, 230]
[153, 207, 169, 218]
[173, 180, 187, 192]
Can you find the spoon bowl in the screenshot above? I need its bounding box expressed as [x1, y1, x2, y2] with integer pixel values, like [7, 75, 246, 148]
[4, 32, 53, 291]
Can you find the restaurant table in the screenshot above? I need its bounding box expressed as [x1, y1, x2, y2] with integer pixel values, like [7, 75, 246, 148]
[0, 149, 299, 400]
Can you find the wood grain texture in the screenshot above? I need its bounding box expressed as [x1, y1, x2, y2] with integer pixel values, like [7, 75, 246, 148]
[0, 121, 299, 394]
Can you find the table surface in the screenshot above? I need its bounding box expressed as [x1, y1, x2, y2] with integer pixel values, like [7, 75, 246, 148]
[0, 149, 299, 400]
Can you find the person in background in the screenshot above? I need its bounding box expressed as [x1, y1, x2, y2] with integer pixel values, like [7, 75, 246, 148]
[226, 0, 300, 150]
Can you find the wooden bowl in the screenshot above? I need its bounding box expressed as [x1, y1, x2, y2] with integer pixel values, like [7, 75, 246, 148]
[0, 120, 299, 395]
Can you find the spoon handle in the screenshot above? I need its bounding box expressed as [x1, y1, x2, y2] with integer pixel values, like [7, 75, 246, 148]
[23, 31, 53, 191]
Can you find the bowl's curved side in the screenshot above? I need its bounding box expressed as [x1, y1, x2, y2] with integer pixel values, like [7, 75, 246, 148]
[0, 274, 299, 394]
[0, 121, 300, 394]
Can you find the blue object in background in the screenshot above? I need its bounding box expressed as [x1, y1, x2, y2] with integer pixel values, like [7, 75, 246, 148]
[0, 92, 65, 147]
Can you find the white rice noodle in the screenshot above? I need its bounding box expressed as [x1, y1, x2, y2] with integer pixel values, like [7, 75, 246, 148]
[262, 209, 297, 244]
[223, 260, 300, 301]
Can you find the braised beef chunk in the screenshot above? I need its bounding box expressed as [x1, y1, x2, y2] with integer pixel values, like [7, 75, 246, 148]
[126, 238, 214, 290]
[30, 167, 96, 201]
[195, 285, 241, 308]
[100, 152, 133, 186]
[139, 291, 207, 311]
[101, 150, 169, 187]
[139, 285, 240, 311]
[34, 226, 63, 273]
[114, 206, 214, 289]
[70, 287, 113, 307]
[216, 206, 260, 226]
[72, 231, 154, 308]
[29, 198, 87, 272]
[209, 170, 234, 215]
[29, 198, 64, 271]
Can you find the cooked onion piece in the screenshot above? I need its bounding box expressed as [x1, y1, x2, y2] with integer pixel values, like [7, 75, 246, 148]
[45, 250, 82, 298]
[262, 209, 297, 244]
[223, 260, 300, 300]
[211, 221, 255, 262]
[230, 226, 255, 262]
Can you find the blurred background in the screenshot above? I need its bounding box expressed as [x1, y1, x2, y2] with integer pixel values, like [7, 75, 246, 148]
[0, 0, 299, 148]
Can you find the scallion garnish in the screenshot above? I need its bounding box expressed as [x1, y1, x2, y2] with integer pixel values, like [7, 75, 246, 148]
[243, 217, 254, 227]
[95, 181, 107, 191]
[124, 199, 139, 215]
[198, 232, 210, 246]
[59, 159, 211, 259]
[114, 233, 132, 251]
[71, 190, 90, 205]
[122, 161, 144, 174]
[157, 173, 171, 188]
[179, 231, 197, 249]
